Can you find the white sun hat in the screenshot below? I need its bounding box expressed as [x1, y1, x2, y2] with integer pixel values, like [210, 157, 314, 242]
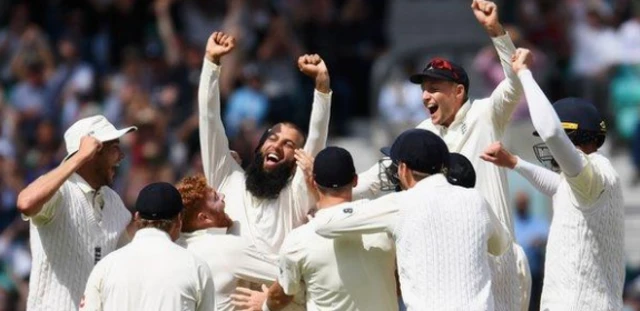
[63, 115, 137, 161]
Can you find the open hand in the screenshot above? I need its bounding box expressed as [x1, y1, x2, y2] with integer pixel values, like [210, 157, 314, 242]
[230, 284, 268, 311]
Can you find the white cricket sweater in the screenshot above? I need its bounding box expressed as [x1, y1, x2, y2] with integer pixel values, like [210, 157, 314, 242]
[198, 59, 331, 256]
[515, 70, 625, 310]
[354, 33, 528, 311]
[316, 175, 511, 311]
[26, 175, 131, 311]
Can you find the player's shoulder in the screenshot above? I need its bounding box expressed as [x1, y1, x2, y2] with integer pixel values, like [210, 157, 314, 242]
[587, 152, 620, 183]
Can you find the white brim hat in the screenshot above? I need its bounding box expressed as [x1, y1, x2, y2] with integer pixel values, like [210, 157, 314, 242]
[63, 115, 137, 162]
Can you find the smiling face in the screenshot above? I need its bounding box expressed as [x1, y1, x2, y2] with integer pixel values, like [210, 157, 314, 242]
[259, 124, 305, 172]
[421, 78, 466, 127]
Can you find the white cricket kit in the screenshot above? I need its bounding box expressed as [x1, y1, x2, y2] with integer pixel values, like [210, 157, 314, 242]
[198, 59, 331, 256]
[178, 228, 280, 311]
[26, 173, 131, 311]
[316, 175, 511, 311]
[278, 201, 398, 311]
[80, 228, 215, 311]
[355, 32, 528, 311]
[513, 70, 625, 310]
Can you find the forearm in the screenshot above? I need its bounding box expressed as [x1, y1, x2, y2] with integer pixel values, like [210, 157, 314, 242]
[17, 156, 83, 216]
[198, 58, 234, 187]
[302, 88, 332, 156]
[315, 199, 398, 238]
[513, 156, 561, 196]
[518, 70, 583, 177]
[489, 32, 522, 127]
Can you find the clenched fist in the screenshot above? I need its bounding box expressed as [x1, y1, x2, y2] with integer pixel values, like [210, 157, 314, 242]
[511, 48, 534, 74]
[75, 136, 103, 163]
[471, 0, 504, 37]
[298, 54, 331, 93]
[479, 141, 518, 169]
[205, 32, 236, 64]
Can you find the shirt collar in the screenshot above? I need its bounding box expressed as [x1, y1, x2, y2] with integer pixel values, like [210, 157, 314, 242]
[69, 173, 99, 194]
[436, 99, 471, 130]
[134, 228, 172, 241]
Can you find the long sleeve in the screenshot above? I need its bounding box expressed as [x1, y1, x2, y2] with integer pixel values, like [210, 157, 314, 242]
[518, 69, 584, 177]
[518, 70, 605, 208]
[198, 59, 243, 189]
[513, 156, 562, 197]
[291, 90, 332, 210]
[487, 33, 523, 131]
[314, 197, 400, 238]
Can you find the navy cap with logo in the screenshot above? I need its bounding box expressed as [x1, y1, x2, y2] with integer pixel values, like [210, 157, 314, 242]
[313, 146, 356, 188]
[381, 129, 450, 175]
[447, 153, 476, 189]
[533, 97, 607, 147]
[409, 58, 470, 92]
[135, 182, 184, 220]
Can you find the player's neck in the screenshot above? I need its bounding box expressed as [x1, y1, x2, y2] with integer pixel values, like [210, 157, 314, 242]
[317, 193, 352, 210]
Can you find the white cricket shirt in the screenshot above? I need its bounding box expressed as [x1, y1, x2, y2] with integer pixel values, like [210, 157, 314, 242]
[80, 228, 215, 311]
[278, 201, 398, 311]
[26, 173, 131, 311]
[354, 32, 527, 311]
[198, 59, 331, 256]
[177, 228, 279, 311]
[514, 70, 625, 310]
[316, 174, 511, 311]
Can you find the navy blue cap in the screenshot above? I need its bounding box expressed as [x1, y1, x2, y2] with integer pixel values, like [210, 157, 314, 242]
[447, 153, 476, 188]
[381, 129, 449, 175]
[410, 58, 469, 92]
[533, 97, 607, 146]
[135, 182, 184, 220]
[313, 146, 356, 188]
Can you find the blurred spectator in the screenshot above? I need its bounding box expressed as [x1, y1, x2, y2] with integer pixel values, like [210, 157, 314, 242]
[224, 63, 269, 139]
[625, 275, 640, 311]
[567, 0, 622, 122]
[0, 3, 31, 83]
[473, 25, 547, 122]
[377, 60, 427, 140]
[513, 191, 549, 311]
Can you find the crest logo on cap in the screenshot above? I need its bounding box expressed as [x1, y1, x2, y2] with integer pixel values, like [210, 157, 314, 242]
[600, 121, 607, 132]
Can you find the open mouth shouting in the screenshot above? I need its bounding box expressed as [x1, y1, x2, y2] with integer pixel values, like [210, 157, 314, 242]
[264, 151, 282, 170]
[426, 102, 439, 116]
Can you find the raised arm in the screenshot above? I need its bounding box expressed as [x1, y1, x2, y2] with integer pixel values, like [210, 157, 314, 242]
[471, 0, 524, 131]
[198, 32, 243, 189]
[481, 141, 561, 197]
[17, 136, 101, 218]
[315, 196, 400, 238]
[291, 55, 332, 204]
[513, 50, 605, 206]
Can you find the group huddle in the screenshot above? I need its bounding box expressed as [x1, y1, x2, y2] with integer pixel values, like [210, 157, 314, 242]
[16, 1, 624, 310]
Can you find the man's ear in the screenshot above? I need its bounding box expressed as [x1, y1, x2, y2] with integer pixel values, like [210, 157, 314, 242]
[133, 212, 141, 221]
[352, 175, 358, 188]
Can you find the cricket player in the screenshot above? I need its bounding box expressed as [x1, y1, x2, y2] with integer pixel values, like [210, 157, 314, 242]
[16, 115, 135, 311]
[198, 31, 331, 256]
[234, 147, 398, 311]
[480, 49, 625, 310]
[80, 182, 216, 311]
[355, 1, 531, 309]
[316, 129, 511, 310]
[175, 175, 305, 311]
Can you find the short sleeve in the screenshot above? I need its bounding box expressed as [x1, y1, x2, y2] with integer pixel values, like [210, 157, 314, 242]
[27, 188, 63, 226]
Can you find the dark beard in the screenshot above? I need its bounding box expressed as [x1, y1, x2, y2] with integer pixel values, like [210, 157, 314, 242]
[245, 153, 296, 200]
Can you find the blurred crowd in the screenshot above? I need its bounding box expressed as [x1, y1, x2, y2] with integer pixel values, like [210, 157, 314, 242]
[1, 0, 640, 310]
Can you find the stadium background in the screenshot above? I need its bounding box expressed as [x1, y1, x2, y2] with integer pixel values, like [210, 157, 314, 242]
[0, 0, 639, 310]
